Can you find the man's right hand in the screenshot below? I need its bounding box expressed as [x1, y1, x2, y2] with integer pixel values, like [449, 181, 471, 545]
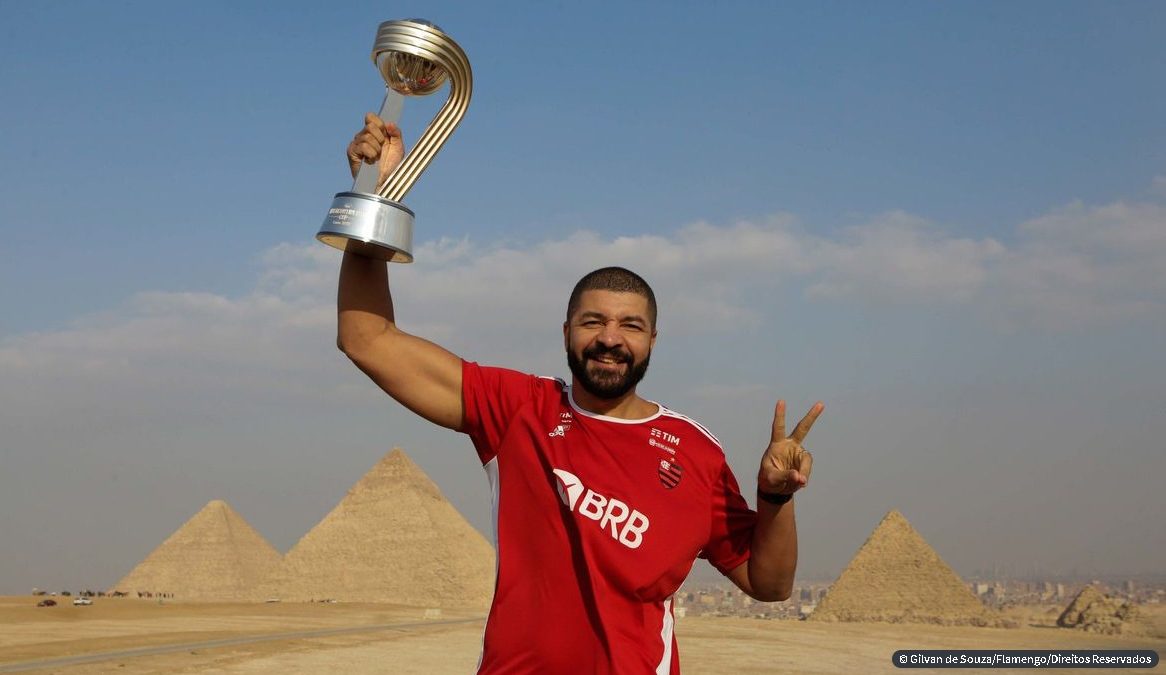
[346, 113, 405, 183]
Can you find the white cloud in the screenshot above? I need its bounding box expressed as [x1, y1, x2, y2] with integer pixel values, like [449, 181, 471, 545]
[805, 211, 1006, 303]
[3, 194, 1164, 428]
[995, 200, 1166, 324]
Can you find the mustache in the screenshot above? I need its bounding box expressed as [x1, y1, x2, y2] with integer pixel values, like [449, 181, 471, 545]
[583, 344, 631, 363]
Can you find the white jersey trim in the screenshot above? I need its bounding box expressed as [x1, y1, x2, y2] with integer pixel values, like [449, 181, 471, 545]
[484, 457, 501, 553]
[659, 409, 723, 448]
[476, 457, 501, 674]
[656, 596, 675, 675]
[566, 386, 664, 424]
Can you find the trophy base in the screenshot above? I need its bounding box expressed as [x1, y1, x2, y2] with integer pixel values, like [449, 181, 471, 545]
[317, 192, 415, 263]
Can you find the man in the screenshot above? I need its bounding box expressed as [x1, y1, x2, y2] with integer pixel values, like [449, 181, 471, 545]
[338, 114, 823, 674]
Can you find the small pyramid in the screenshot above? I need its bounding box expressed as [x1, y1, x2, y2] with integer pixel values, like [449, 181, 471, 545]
[1058, 585, 1106, 627]
[1058, 585, 1142, 635]
[112, 499, 282, 601]
[253, 448, 495, 608]
[809, 510, 997, 626]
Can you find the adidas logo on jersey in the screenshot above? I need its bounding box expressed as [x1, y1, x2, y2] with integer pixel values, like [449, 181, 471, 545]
[552, 468, 650, 549]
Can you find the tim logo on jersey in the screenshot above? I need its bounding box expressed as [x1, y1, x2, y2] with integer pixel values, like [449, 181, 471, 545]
[552, 468, 650, 549]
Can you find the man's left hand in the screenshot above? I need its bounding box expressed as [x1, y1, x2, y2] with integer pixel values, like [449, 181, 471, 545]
[757, 400, 823, 496]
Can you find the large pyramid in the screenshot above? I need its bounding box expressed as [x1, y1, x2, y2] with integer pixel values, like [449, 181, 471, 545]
[112, 499, 282, 601]
[253, 448, 495, 608]
[810, 510, 998, 626]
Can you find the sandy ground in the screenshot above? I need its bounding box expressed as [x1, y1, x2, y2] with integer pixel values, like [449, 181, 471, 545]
[2, 597, 1163, 674]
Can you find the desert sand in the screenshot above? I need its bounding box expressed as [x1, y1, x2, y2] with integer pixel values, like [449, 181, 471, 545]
[2, 596, 1162, 674]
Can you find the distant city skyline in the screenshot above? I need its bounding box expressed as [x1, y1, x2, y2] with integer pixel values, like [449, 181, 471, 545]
[2, 1, 1164, 594]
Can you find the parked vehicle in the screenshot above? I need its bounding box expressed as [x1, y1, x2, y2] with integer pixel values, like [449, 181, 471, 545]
[37, 599, 57, 607]
[72, 597, 92, 606]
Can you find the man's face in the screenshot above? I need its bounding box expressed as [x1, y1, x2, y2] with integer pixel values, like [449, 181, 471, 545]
[563, 290, 657, 400]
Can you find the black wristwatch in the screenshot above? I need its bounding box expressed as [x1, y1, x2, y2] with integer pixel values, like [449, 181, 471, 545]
[757, 489, 793, 505]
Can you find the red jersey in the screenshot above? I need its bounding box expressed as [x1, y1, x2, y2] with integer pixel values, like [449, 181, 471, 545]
[461, 361, 757, 674]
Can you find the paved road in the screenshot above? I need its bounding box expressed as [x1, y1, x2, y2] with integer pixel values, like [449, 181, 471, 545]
[0, 617, 484, 673]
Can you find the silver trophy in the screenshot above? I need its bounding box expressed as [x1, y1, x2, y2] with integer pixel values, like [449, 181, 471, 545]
[317, 19, 472, 263]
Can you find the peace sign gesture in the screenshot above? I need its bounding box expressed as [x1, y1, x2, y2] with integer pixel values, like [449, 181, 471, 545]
[757, 400, 823, 498]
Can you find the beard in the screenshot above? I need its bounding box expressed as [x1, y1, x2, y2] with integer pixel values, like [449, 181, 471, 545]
[566, 342, 651, 401]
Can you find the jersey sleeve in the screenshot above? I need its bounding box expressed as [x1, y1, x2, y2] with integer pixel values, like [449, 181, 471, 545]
[460, 360, 546, 465]
[699, 459, 758, 575]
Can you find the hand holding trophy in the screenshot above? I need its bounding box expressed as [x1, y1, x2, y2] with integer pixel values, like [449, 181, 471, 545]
[346, 114, 404, 186]
[317, 19, 472, 263]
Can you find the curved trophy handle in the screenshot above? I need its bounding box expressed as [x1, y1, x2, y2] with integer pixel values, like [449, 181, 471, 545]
[371, 20, 473, 202]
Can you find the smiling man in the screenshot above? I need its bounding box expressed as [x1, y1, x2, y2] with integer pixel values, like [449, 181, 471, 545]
[337, 114, 823, 674]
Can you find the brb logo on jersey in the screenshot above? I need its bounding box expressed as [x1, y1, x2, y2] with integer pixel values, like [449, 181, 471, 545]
[552, 468, 650, 549]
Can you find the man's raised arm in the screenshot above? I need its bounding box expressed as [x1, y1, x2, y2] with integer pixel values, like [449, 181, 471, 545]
[336, 114, 465, 431]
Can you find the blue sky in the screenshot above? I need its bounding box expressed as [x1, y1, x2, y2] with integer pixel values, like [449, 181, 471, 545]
[2, 1, 1164, 594]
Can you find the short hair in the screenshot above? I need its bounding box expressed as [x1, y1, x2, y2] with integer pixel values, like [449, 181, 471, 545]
[566, 267, 657, 328]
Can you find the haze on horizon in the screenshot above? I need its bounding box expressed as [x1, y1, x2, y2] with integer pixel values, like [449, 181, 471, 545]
[1, 1, 1164, 595]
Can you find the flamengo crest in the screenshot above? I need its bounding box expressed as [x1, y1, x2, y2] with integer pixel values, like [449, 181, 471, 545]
[658, 459, 683, 489]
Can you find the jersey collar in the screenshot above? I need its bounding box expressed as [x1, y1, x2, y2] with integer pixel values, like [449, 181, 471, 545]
[566, 386, 664, 424]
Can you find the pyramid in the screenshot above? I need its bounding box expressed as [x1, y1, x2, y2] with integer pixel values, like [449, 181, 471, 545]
[1058, 585, 1143, 635]
[253, 448, 495, 608]
[809, 510, 998, 626]
[1058, 585, 1106, 627]
[112, 499, 282, 601]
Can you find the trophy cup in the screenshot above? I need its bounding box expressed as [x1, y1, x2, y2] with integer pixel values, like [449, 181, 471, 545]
[317, 19, 472, 263]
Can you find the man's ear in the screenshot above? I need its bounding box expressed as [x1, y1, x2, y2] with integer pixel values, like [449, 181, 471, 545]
[563, 322, 569, 351]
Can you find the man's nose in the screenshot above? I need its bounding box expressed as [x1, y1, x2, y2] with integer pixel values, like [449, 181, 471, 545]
[597, 321, 623, 346]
